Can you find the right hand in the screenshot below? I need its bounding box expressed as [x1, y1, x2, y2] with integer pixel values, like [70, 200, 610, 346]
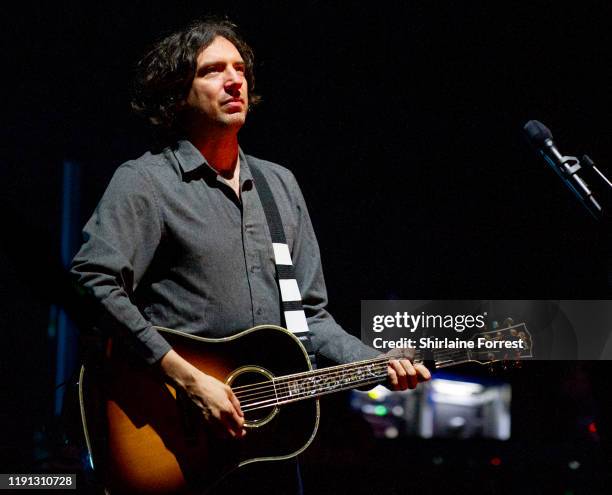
[159, 349, 246, 438]
[183, 370, 246, 438]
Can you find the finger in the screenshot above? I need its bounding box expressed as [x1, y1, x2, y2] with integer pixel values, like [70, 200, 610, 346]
[228, 424, 246, 439]
[226, 389, 246, 437]
[414, 363, 431, 382]
[398, 359, 418, 389]
[229, 406, 245, 431]
[221, 408, 245, 438]
[390, 360, 408, 390]
[393, 359, 410, 390]
[387, 365, 398, 389]
[228, 388, 244, 417]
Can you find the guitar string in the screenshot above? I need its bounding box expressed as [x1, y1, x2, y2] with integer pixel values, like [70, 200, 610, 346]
[232, 350, 437, 396]
[239, 371, 390, 410]
[420, 332, 529, 361]
[240, 354, 486, 412]
[236, 329, 527, 400]
[238, 344, 524, 408]
[238, 350, 489, 410]
[235, 362, 391, 403]
[232, 345, 481, 397]
[238, 360, 394, 401]
[430, 350, 469, 360]
[435, 346, 522, 360]
[234, 360, 391, 401]
[233, 354, 428, 400]
[240, 372, 391, 412]
[231, 356, 392, 392]
[237, 357, 440, 408]
[235, 346, 502, 405]
[241, 382, 384, 412]
[239, 362, 416, 412]
[231, 356, 392, 397]
[233, 350, 470, 402]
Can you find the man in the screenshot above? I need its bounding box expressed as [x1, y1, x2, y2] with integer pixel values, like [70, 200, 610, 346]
[71, 19, 430, 492]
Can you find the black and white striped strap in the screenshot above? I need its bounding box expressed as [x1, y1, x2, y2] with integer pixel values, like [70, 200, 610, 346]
[249, 161, 317, 368]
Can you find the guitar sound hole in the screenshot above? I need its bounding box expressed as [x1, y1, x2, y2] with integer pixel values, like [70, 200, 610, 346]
[227, 367, 279, 427]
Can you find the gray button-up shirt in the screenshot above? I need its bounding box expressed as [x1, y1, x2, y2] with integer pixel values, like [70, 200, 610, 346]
[71, 140, 377, 365]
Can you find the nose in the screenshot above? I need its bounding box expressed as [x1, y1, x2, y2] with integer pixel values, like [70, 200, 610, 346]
[224, 67, 243, 96]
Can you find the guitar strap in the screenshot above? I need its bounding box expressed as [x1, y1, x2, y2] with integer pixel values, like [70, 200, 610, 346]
[248, 159, 318, 368]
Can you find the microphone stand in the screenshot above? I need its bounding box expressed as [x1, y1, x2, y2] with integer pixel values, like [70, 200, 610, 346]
[581, 154, 612, 208]
[580, 155, 612, 292]
[541, 149, 612, 292]
[539, 149, 605, 220]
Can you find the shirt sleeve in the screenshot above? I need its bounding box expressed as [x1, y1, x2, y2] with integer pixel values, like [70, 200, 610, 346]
[70, 163, 172, 364]
[288, 173, 379, 364]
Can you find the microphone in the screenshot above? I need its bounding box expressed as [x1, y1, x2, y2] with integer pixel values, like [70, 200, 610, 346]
[523, 120, 565, 164]
[523, 120, 603, 219]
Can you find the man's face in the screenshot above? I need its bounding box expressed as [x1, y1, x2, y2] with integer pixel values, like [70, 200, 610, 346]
[185, 36, 249, 132]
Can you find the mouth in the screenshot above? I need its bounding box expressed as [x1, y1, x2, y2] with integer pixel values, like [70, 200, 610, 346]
[222, 98, 244, 106]
[221, 98, 246, 115]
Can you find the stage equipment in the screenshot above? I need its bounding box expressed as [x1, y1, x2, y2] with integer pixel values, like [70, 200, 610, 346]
[351, 376, 511, 440]
[523, 120, 612, 220]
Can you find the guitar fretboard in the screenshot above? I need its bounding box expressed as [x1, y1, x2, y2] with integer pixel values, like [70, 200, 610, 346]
[239, 349, 472, 412]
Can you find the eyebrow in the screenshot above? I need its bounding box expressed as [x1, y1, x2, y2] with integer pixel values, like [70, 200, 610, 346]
[200, 59, 245, 67]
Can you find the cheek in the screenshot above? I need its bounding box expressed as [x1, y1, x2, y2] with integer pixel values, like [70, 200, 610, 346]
[187, 84, 217, 108]
[185, 88, 199, 107]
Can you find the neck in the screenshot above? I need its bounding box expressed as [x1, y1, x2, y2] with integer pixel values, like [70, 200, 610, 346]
[189, 128, 240, 178]
[238, 349, 474, 413]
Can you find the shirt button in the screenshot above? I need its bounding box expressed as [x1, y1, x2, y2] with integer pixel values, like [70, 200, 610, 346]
[250, 265, 258, 273]
[256, 308, 263, 316]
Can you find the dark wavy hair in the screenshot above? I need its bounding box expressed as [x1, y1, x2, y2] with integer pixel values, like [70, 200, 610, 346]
[131, 19, 260, 140]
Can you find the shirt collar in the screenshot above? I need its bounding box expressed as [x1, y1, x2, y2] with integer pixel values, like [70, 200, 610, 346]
[238, 147, 253, 185]
[172, 139, 206, 174]
[172, 139, 252, 186]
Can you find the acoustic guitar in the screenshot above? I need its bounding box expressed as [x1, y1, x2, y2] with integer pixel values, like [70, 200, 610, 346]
[79, 323, 532, 494]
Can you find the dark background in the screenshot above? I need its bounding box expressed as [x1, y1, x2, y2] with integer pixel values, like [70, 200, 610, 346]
[2, 1, 612, 493]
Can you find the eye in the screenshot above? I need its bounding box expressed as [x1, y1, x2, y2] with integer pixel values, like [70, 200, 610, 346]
[199, 64, 223, 77]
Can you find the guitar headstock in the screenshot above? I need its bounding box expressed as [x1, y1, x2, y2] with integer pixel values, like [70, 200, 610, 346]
[467, 321, 533, 366]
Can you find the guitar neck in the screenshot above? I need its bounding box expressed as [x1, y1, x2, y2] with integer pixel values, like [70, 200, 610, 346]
[241, 349, 471, 412]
